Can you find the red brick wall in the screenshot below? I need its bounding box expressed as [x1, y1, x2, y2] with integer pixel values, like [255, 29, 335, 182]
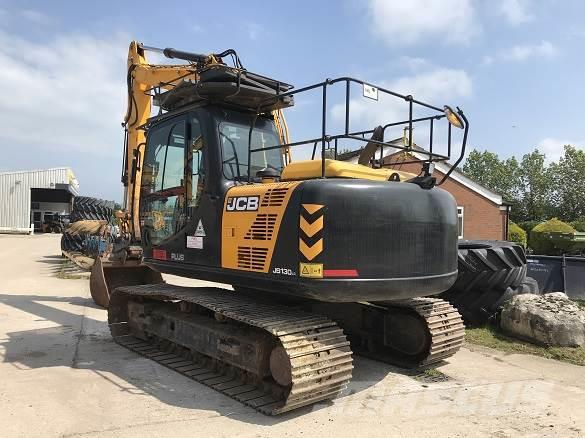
[383, 156, 507, 240]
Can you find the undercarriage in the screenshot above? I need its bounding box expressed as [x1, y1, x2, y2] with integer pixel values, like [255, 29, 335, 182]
[109, 284, 464, 415]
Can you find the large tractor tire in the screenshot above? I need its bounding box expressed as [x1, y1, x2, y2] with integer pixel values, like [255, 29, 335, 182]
[493, 276, 539, 310]
[70, 196, 114, 223]
[60, 233, 84, 252]
[439, 240, 528, 325]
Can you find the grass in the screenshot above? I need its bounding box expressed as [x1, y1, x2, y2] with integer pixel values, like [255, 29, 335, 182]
[422, 368, 445, 378]
[576, 300, 585, 310]
[410, 367, 450, 383]
[465, 326, 585, 366]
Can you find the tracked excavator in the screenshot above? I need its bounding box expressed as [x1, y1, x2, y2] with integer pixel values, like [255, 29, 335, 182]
[91, 41, 469, 414]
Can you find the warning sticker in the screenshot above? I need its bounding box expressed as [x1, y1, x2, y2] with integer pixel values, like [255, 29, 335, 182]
[363, 83, 378, 101]
[187, 236, 203, 249]
[299, 263, 323, 278]
[195, 220, 206, 237]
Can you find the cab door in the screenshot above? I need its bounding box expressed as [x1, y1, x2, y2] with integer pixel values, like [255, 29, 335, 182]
[182, 113, 221, 267]
[140, 115, 189, 251]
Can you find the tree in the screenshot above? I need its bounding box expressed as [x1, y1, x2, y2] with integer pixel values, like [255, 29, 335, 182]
[516, 149, 553, 222]
[462, 150, 521, 203]
[550, 145, 585, 221]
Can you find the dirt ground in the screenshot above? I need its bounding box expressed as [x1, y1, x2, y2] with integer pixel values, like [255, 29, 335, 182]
[0, 234, 584, 438]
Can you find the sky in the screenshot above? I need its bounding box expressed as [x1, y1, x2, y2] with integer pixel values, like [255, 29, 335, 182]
[0, 0, 584, 202]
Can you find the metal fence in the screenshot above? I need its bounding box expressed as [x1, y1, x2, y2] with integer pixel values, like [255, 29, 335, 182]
[526, 255, 585, 299]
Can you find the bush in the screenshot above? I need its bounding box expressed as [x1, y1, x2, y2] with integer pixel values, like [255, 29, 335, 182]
[570, 217, 585, 232]
[508, 222, 527, 247]
[530, 218, 576, 255]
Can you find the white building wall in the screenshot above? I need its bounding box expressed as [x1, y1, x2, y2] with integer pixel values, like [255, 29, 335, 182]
[0, 168, 78, 233]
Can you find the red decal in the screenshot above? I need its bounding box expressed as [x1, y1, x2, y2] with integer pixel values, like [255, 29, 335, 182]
[323, 269, 359, 278]
[152, 249, 167, 260]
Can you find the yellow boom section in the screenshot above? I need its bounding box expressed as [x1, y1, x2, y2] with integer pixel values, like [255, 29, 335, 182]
[123, 41, 198, 240]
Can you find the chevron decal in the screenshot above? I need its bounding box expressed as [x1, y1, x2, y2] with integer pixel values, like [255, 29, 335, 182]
[302, 204, 324, 215]
[299, 238, 323, 261]
[299, 203, 324, 262]
[299, 215, 323, 238]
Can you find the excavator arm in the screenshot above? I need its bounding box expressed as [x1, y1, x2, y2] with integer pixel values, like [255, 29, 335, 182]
[122, 41, 199, 240]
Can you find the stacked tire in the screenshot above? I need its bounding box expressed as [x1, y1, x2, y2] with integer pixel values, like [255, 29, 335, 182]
[69, 197, 114, 222]
[60, 232, 84, 252]
[439, 240, 538, 326]
[61, 196, 114, 254]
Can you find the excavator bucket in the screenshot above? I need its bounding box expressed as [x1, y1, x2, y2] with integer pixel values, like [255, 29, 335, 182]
[90, 256, 164, 308]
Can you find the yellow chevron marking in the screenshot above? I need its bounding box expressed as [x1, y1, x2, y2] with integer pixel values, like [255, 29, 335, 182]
[302, 204, 324, 215]
[299, 238, 323, 261]
[299, 215, 323, 237]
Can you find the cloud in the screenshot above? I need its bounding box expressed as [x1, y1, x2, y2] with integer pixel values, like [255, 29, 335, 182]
[368, 0, 479, 47]
[537, 138, 584, 164]
[189, 24, 204, 34]
[483, 40, 557, 65]
[502, 40, 556, 61]
[246, 22, 264, 40]
[0, 31, 127, 154]
[0, 29, 129, 199]
[20, 9, 54, 25]
[498, 0, 534, 25]
[400, 56, 431, 71]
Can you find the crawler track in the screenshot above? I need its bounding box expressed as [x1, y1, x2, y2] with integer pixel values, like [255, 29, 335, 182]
[108, 284, 353, 415]
[383, 297, 466, 367]
[310, 297, 465, 369]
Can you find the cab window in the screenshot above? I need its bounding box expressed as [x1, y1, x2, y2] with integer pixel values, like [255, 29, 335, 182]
[140, 119, 187, 245]
[219, 117, 283, 180]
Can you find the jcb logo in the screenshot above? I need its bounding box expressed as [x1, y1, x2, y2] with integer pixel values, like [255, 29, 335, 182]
[226, 196, 259, 212]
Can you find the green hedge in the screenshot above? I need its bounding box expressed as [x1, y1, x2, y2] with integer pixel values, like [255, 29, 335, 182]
[508, 222, 527, 247]
[530, 218, 576, 255]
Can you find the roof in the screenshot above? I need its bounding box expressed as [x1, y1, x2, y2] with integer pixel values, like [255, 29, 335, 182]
[337, 140, 504, 206]
[0, 167, 72, 176]
[401, 150, 504, 206]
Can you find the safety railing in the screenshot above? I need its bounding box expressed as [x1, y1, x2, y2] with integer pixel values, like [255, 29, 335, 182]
[247, 77, 469, 185]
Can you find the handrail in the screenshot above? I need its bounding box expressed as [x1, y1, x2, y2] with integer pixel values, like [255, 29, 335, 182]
[244, 76, 468, 182]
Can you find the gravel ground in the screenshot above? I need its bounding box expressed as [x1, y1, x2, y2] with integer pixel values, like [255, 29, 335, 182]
[0, 234, 584, 437]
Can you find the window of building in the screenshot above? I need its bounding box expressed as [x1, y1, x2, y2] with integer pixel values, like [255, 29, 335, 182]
[457, 206, 464, 239]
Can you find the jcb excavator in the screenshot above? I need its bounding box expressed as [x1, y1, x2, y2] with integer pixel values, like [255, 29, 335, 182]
[91, 41, 469, 414]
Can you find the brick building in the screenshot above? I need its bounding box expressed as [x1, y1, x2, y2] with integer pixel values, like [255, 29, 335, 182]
[339, 144, 509, 241]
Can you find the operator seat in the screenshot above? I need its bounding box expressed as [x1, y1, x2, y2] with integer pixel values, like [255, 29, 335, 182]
[357, 125, 384, 166]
